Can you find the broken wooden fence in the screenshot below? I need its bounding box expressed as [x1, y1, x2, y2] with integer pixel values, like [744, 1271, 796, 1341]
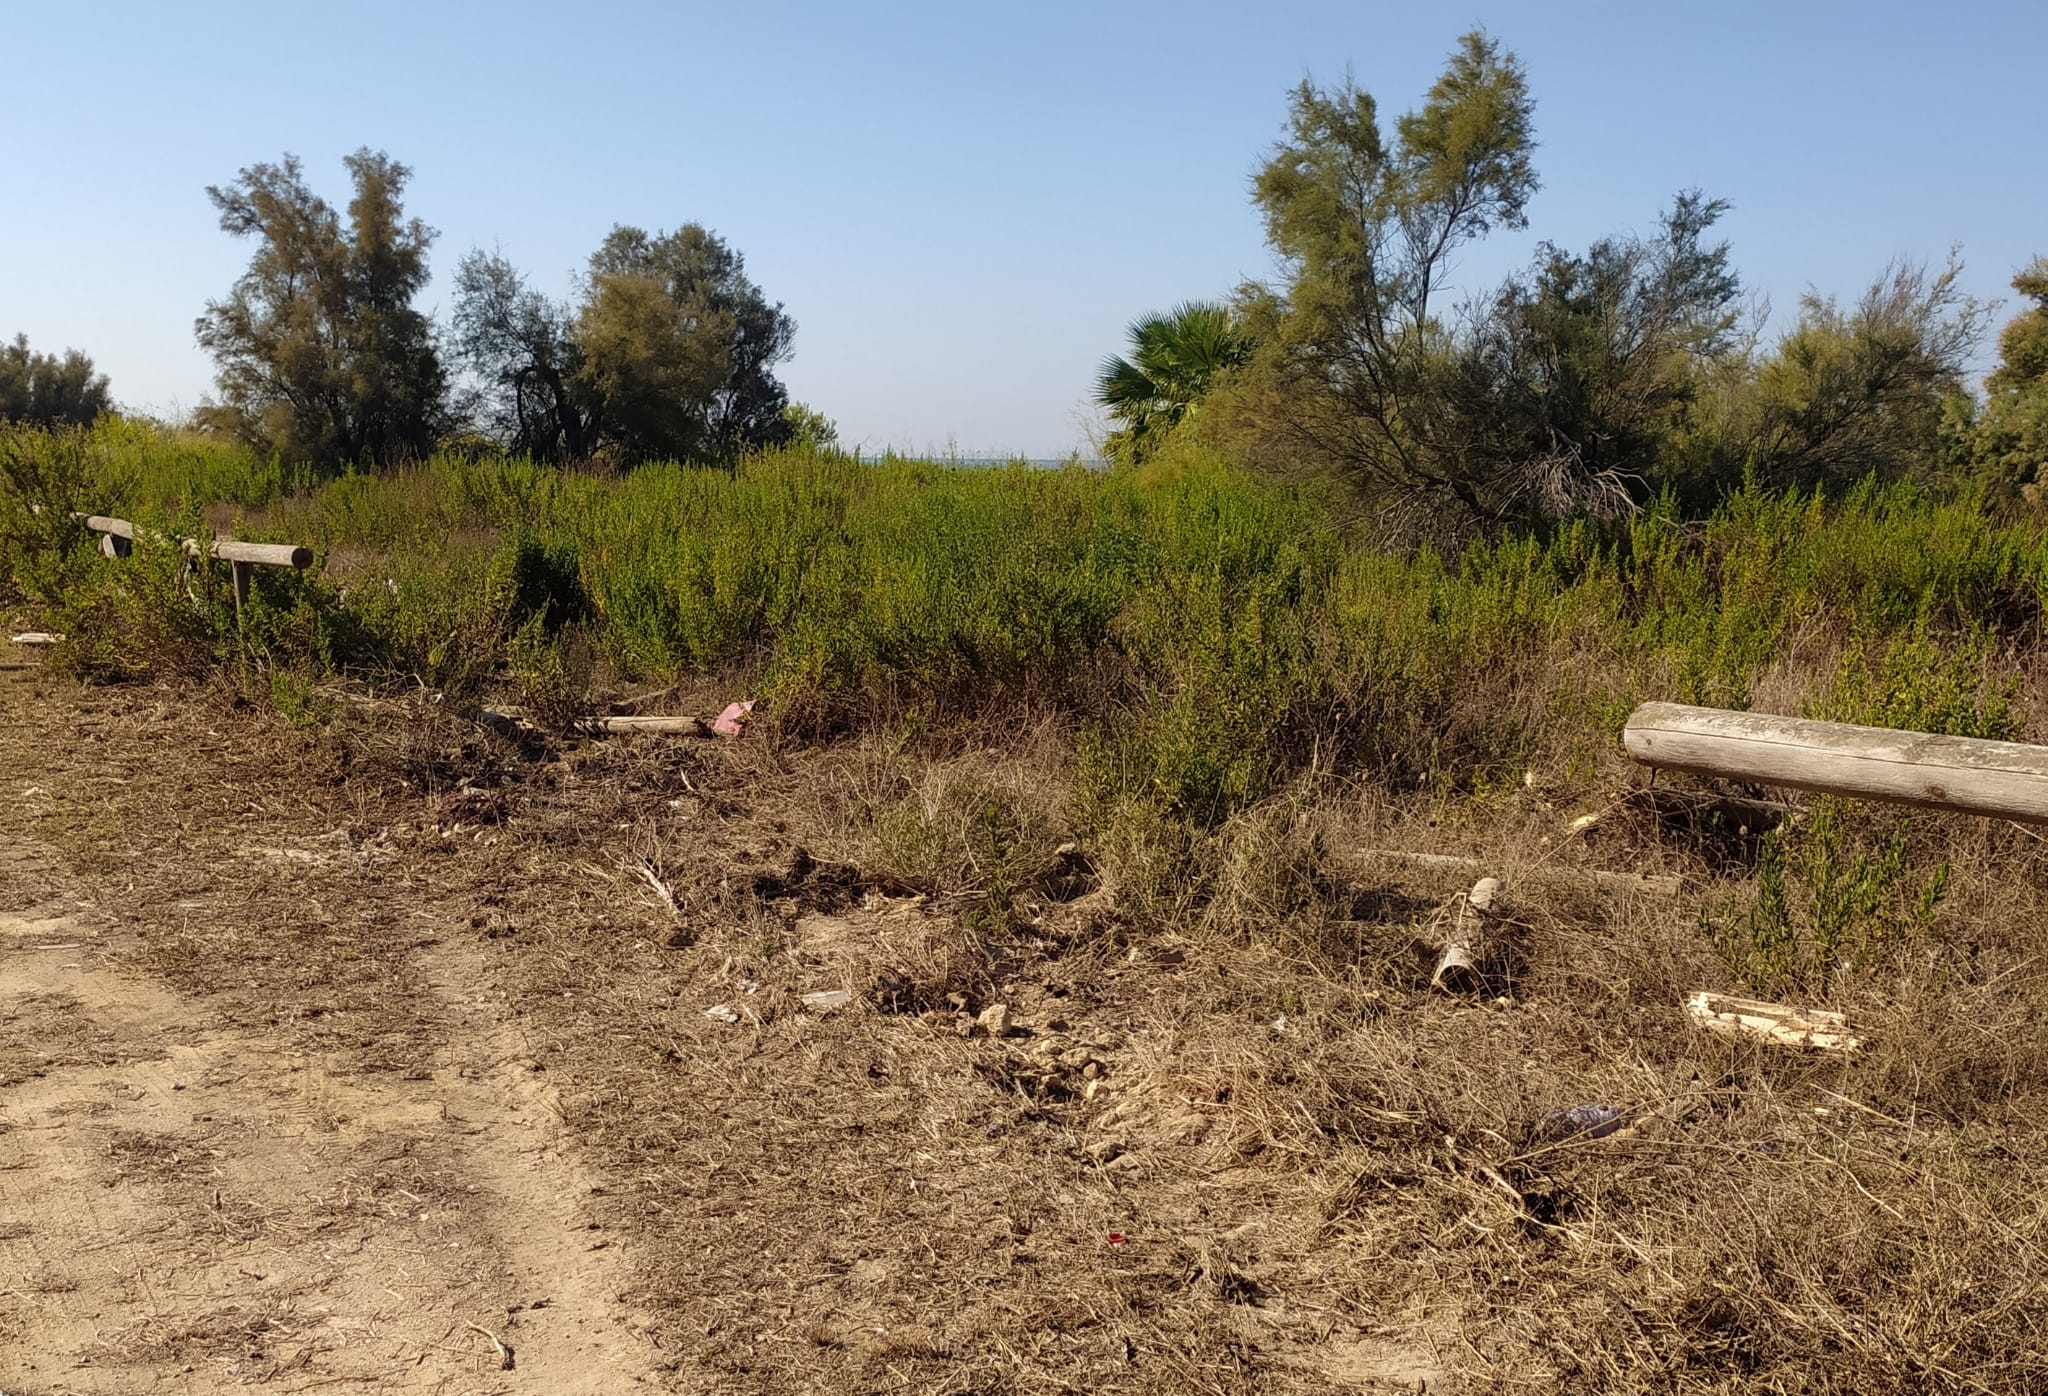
[78, 512, 312, 620]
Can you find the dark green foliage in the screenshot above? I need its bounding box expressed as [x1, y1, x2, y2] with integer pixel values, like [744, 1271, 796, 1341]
[450, 250, 591, 461]
[1234, 31, 1542, 520]
[575, 224, 795, 464]
[0, 335, 112, 427]
[1451, 191, 1742, 516]
[1742, 258, 1985, 492]
[450, 224, 796, 466]
[1967, 257, 2048, 505]
[196, 150, 446, 468]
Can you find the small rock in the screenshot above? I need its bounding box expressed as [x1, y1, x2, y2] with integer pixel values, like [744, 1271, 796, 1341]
[978, 1003, 1011, 1037]
[802, 990, 854, 1014]
[1081, 1061, 1101, 1080]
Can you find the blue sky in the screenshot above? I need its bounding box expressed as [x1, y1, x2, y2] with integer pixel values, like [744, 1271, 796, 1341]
[4, 0, 2043, 458]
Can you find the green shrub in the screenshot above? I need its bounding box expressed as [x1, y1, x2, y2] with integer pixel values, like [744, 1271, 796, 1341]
[1710, 799, 1949, 997]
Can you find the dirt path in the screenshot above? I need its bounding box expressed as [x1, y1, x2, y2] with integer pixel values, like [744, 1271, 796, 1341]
[0, 837, 659, 1394]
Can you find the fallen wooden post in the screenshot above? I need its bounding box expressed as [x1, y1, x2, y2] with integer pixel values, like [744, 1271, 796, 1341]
[474, 709, 710, 738]
[1685, 991, 1861, 1052]
[1625, 702, 2048, 824]
[1358, 848, 1681, 900]
[581, 714, 709, 736]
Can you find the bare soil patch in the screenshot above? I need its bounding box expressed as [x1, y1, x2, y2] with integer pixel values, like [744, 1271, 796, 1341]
[1, 678, 656, 1393]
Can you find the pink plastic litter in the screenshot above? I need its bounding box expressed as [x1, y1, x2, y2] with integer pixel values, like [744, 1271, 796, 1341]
[712, 699, 756, 737]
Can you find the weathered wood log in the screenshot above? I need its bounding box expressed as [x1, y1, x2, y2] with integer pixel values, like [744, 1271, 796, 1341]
[1358, 848, 1681, 900]
[474, 708, 710, 738]
[1625, 702, 2048, 824]
[78, 514, 312, 569]
[580, 714, 709, 736]
[1684, 991, 1861, 1052]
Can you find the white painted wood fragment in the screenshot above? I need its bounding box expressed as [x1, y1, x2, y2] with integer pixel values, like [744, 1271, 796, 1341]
[1684, 991, 1861, 1052]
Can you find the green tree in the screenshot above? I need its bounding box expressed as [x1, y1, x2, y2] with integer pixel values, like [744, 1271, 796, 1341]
[1094, 301, 1251, 466]
[574, 224, 795, 463]
[0, 335, 112, 426]
[1968, 256, 2048, 504]
[1233, 31, 1541, 523]
[195, 150, 446, 467]
[1445, 191, 1744, 516]
[1742, 257, 1984, 491]
[780, 401, 840, 452]
[450, 250, 590, 461]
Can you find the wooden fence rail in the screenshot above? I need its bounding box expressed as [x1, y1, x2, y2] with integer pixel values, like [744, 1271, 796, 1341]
[1623, 701, 2048, 824]
[76, 511, 312, 612]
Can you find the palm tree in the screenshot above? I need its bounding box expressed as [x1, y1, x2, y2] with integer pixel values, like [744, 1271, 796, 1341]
[1094, 301, 1251, 465]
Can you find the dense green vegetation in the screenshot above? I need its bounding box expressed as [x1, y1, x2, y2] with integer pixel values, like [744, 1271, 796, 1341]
[3, 422, 2037, 831]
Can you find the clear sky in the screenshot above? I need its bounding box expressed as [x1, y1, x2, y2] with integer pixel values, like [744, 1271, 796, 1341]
[4, 0, 2044, 459]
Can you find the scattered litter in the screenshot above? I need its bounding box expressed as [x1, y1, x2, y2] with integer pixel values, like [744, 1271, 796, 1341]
[9, 632, 62, 645]
[1106, 1232, 1126, 1245]
[704, 1004, 742, 1024]
[1685, 990, 1861, 1052]
[802, 990, 854, 1013]
[711, 699, 757, 737]
[1539, 1104, 1624, 1141]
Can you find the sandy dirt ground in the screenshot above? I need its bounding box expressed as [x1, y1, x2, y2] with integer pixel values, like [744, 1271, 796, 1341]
[0, 718, 659, 1391]
[0, 656, 1468, 1396]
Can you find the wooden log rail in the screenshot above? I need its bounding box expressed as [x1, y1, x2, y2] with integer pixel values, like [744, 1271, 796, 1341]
[81, 515, 312, 570]
[1624, 701, 2048, 824]
[76, 511, 312, 611]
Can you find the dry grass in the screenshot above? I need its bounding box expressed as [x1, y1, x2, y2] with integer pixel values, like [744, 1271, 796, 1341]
[9, 650, 2048, 1393]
